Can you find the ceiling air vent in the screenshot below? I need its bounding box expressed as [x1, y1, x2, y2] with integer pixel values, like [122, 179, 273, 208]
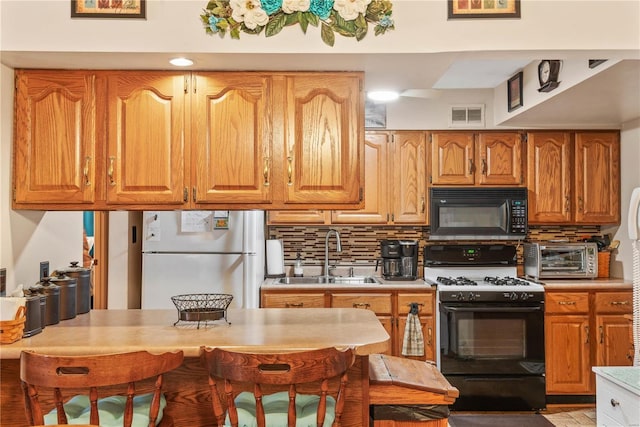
[449, 104, 485, 128]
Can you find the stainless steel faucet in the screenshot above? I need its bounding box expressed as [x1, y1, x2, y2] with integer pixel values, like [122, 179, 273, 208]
[324, 229, 342, 280]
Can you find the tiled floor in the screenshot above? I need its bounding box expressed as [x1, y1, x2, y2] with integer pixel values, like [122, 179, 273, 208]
[543, 408, 597, 426]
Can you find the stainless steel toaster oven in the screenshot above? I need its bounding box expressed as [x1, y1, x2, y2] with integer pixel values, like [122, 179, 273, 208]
[523, 242, 598, 279]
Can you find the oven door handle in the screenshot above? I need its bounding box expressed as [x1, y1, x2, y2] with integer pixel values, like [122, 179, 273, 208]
[441, 306, 543, 313]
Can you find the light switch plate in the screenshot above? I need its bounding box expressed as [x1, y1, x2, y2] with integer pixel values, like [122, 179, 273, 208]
[40, 261, 49, 280]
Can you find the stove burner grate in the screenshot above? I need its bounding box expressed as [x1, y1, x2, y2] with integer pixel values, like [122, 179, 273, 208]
[437, 276, 478, 286]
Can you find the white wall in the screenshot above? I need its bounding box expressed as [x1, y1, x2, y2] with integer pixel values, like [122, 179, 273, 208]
[609, 118, 640, 280]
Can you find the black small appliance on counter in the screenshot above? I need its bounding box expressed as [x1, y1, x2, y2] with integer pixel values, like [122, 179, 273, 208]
[380, 240, 418, 280]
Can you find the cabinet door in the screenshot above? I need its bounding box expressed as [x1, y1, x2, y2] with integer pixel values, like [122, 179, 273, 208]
[283, 74, 363, 205]
[396, 293, 435, 361]
[476, 132, 523, 185]
[106, 72, 187, 205]
[396, 316, 434, 361]
[192, 73, 272, 204]
[545, 315, 592, 394]
[527, 132, 572, 223]
[14, 70, 96, 205]
[332, 132, 389, 224]
[430, 132, 475, 185]
[595, 315, 634, 367]
[261, 293, 325, 308]
[574, 132, 620, 224]
[392, 132, 427, 224]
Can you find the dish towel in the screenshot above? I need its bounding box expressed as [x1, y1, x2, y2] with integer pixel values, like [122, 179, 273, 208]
[402, 302, 425, 357]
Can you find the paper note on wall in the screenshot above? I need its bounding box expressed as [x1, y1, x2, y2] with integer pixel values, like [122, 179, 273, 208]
[181, 211, 214, 232]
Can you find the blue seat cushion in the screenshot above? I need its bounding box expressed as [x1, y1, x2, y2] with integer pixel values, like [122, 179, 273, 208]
[43, 392, 167, 426]
[226, 391, 336, 427]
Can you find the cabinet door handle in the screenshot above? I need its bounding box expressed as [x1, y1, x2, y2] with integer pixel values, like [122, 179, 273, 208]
[108, 156, 116, 186]
[83, 156, 91, 186]
[353, 302, 370, 309]
[585, 325, 590, 344]
[421, 196, 425, 213]
[468, 159, 474, 175]
[427, 327, 432, 345]
[578, 196, 584, 212]
[263, 156, 270, 186]
[287, 155, 293, 186]
[611, 301, 629, 306]
[183, 187, 188, 203]
[610, 399, 620, 407]
[565, 195, 570, 213]
[481, 158, 487, 175]
[599, 325, 604, 344]
[285, 302, 304, 308]
[558, 301, 576, 305]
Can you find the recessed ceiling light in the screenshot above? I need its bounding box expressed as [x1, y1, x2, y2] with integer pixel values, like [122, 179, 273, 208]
[367, 90, 400, 102]
[169, 57, 194, 67]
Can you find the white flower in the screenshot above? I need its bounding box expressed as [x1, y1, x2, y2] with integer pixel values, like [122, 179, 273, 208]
[230, 0, 270, 29]
[282, 0, 310, 13]
[333, 0, 371, 20]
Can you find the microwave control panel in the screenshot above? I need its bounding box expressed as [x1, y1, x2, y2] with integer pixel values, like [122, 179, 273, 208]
[510, 199, 527, 234]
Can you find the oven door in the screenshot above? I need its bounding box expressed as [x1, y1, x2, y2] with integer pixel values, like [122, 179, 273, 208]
[439, 301, 546, 410]
[439, 302, 545, 376]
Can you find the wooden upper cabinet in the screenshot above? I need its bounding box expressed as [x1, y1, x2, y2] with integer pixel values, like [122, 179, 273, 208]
[106, 72, 187, 205]
[192, 73, 272, 205]
[574, 132, 620, 224]
[476, 132, 523, 185]
[332, 131, 426, 225]
[392, 131, 427, 223]
[282, 73, 363, 206]
[430, 132, 474, 185]
[527, 132, 573, 223]
[13, 70, 97, 206]
[430, 131, 523, 186]
[332, 132, 389, 224]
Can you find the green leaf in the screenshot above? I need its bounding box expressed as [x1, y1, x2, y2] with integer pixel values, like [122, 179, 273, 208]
[266, 13, 286, 37]
[355, 13, 367, 29]
[355, 24, 367, 41]
[230, 26, 241, 39]
[299, 12, 309, 33]
[285, 11, 298, 26]
[321, 23, 335, 46]
[307, 12, 319, 27]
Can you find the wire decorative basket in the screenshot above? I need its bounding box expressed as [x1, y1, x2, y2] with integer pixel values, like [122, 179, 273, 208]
[170, 293, 233, 327]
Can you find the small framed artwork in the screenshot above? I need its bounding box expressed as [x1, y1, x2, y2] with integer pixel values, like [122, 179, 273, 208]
[365, 100, 387, 129]
[71, 0, 146, 18]
[507, 71, 523, 112]
[448, 0, 521, 19]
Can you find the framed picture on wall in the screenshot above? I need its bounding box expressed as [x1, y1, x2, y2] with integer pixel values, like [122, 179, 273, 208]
[507, 72, 523, 112]
[71, 0, 146, 18]
[448, 0, 521, 19]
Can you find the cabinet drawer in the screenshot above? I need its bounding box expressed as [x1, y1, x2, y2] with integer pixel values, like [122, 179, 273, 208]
[545, 292, 589, 314]
[594, 292, 633, 314]
[262, 293, 325, 308]
[397, 293, 434, 316]
[331, 293, 392, 314]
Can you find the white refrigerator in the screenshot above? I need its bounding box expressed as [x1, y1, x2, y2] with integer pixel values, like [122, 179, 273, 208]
[141, 210, 265, 309]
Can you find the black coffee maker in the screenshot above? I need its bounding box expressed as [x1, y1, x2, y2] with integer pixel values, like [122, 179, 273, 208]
[380, 240, 418, 280]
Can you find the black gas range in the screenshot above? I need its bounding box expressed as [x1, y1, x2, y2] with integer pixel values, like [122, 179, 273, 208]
[425, 244, 546, 412]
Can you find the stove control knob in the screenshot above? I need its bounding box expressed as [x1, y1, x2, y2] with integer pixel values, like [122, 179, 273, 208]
[456, 292, 465, 301]
[467, 292, 476, 301]
[520, 292, 530, 301]
[509, 292, 519, 301]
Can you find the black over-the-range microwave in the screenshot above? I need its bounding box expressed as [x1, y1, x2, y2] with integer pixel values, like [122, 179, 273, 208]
[429, 187, 528, 240]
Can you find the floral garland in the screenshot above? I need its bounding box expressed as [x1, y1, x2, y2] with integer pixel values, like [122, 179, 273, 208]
[201, 0, 394, 46]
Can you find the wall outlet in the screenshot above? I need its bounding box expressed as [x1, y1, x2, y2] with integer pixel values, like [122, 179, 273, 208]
[40, 261, 49, 280]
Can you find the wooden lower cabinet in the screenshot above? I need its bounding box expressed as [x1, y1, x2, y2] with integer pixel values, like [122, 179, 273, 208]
[261, 287, 436, 362]
[545, 289, 633, 396]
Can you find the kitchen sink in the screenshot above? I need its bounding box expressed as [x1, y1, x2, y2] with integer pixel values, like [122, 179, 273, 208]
[276, 276, 380, 285]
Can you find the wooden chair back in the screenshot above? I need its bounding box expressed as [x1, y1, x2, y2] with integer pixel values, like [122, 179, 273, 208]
[200, 346, 355, 427]
[20, 350, 184, 427]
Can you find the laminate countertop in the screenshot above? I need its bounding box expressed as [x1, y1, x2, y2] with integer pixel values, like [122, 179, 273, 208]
[540, 278, 632, 291]
[0, 308, 390, 359]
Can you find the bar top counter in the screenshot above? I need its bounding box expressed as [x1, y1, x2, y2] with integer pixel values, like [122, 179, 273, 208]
[0, 308, 390, 359]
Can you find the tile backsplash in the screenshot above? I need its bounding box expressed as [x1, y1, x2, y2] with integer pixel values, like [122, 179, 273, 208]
[267, 225, 602, 273]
